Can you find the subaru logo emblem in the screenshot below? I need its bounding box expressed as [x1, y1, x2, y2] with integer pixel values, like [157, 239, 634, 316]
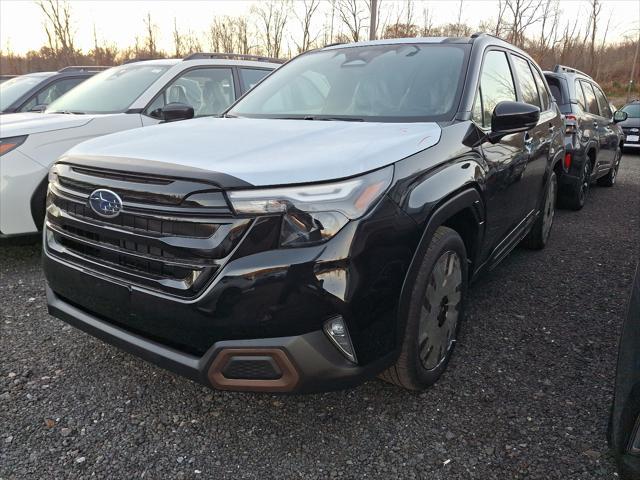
[89, 189, 123, 218]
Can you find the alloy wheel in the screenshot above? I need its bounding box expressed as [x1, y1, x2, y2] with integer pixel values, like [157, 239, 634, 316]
[418, 250, 462, 371]
[578, 161, 590, 204]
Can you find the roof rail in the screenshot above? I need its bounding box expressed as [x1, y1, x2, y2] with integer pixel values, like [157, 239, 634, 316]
[58, 66, 111, 72]
[471, 32, 504, 41]
[553, 64, 591, 78]
[183, 52, 285, 64]
[121, 57, 166, 64]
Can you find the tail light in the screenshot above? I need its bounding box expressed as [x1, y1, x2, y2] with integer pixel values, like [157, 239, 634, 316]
[564, 153, 572, 170]
[565, 114, 577, 135]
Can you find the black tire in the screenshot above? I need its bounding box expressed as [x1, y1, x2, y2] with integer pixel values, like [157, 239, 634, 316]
[597, 147, 621, 187]
[522, 171, 557, 250]
[379, 226, 468, 390]
[559, 159, 590, 210]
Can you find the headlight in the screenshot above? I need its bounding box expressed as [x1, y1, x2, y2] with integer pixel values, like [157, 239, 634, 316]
[228, 166, 393, 247]
[0, 135, 27, 156]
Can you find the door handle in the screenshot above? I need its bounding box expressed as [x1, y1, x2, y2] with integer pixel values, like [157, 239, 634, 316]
[548, 124, 555, 133]
[593, 121, 599, 128]
[524, 133, 533, 145]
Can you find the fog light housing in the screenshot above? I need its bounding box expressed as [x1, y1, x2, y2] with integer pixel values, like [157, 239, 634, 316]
[323, 316, 357, 364]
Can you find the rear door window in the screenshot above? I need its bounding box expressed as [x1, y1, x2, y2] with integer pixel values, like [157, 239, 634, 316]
[575, 80, 587, 111]
[531, 67, 550, 111]
[239, 68, 272, 92]
[473, 50, 517, 128]
[512, 55, 541, 109]
[593, 85, 612, 118]
[580, 80, 600, 115]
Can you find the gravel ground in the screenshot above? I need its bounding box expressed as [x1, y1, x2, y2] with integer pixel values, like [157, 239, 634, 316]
[1, 155, 639, 480]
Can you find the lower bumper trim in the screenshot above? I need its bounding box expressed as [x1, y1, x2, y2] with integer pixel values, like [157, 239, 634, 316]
[46, 285, 391, 393]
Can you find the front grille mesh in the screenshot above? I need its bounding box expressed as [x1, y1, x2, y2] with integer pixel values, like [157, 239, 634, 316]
[45, 163, 250, 297]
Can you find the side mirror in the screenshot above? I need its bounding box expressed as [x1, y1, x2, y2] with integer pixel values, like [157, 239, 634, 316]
[613, 110, 628, 123]
[29, 104, 47, 113]
[161, 102, 194, 123]
[489, 101, 540, 142]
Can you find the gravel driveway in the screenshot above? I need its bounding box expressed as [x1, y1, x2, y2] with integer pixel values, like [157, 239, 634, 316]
[1, 155, 639, 480]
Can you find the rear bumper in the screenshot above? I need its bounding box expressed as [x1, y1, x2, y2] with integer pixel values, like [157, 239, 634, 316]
[46, 285, 391, 393]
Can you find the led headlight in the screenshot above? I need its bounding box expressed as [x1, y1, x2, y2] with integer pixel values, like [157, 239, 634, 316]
[228, 166, 393, 247]
[0, 135, 28, 156]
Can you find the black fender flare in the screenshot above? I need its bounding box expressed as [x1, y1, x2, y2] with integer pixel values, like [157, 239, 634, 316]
[393, 187, 484, 351]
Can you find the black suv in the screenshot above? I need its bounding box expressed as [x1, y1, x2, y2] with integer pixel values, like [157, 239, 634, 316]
[0, 66, 108, 114]
[44, 35, 564, 393]
[544, 66, 627, 210]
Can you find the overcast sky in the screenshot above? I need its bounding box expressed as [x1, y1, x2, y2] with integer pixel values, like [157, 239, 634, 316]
[1, 0, 638, 55]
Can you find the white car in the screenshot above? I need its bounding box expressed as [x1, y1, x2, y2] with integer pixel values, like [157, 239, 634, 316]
[0, 54, 280, 238]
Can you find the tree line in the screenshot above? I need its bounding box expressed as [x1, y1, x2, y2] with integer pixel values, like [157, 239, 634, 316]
[1, 0, 638, 101]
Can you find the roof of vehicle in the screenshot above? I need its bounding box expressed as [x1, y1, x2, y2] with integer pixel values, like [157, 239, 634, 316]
[544, 65, 593, 80]
[321, 33, 529, 57]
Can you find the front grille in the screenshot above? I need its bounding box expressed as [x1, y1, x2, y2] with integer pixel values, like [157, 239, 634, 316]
[45, 163, 251, 298]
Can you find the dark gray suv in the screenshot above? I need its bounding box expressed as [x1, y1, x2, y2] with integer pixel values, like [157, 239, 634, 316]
[544, 66, 627, 210]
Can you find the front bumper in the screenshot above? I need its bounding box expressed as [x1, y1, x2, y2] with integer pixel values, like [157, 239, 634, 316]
[46, 286, 390, 393]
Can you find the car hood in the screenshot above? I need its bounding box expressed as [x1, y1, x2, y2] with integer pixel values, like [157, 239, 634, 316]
[63, 117, 442, 187]
[619, 117, 640, 129]
[0, 112, 93, 136]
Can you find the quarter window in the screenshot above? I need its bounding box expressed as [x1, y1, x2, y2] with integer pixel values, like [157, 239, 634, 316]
[512, 56, 541, 109]
[580, 81, 599, 115]
[593, 85, 612, 118]
[146, 68, 235, 119]
[474, 50, 517, 128]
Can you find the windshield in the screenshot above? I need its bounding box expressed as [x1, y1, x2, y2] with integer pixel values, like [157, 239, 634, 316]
[229, 43, 469, 122]
[45, 63, 171, 114]
[0, 73, 53, 111]
[622, 103, 640, 118]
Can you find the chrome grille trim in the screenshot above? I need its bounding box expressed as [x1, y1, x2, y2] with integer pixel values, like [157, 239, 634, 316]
[45, 165, 250, 298]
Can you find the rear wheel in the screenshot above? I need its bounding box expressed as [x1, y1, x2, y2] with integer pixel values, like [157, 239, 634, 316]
[379, 226, 468, 390]
[597, 147, 621, 187]
[522, 171, 557, 250]
[560, 159, 590, 210]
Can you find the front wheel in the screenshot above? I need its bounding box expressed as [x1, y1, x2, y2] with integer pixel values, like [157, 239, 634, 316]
[597, 148, 621, 187]
[522, 171, 557, 250]
[379, 226, 468, 390]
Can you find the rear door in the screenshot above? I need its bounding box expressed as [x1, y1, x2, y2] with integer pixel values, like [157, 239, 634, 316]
[510, 54, 554, 218]
[592, 84, 619, 170]
[579, 80, 613, 172]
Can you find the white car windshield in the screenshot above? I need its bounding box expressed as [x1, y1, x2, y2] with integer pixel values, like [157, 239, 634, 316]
[228, 43, 469, 122]
[0, 73, 54, 111]
[46, 64, 171, 114]
[622, 103, 640, 118]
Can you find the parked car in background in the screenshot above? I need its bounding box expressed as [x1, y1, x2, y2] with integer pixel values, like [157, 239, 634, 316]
[0, 54, 280, 238]
[610, 263, 640, 480]
[619, 100, 640, 151]
[544, 65, 626, 210]
[44, 34, 563, 393]
[0, 66, 108, 114]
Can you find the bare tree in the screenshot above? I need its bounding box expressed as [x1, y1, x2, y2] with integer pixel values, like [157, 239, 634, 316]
[173, 18, 183, 58]
[588, 0, 602, 73]
[38, 0, 76, 63]
[336, 0, 367, 42]
[294, 0, 321, 53]
[536, 0, 560, 65]
[252, 0, 290, 58]
[505, 0, 543, 48]
[143, 12, 158, 57]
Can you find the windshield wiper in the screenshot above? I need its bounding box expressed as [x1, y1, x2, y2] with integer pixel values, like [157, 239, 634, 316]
[271, 115, 365, 122]
[48, 110, 85, 115]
